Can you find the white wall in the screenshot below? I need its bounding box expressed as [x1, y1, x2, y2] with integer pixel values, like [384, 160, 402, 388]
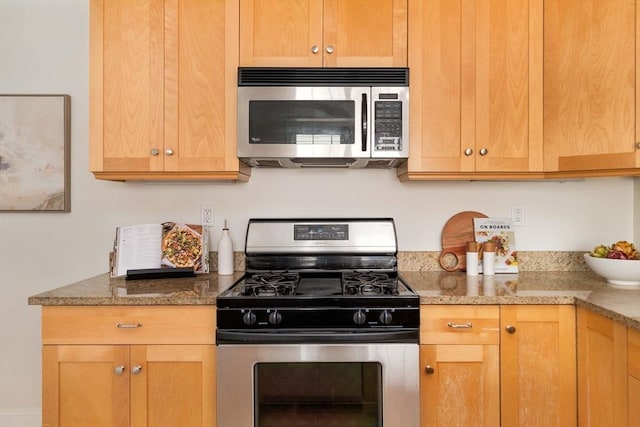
[0, 1, 636, 425]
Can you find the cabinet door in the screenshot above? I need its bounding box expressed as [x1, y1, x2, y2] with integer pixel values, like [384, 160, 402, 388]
[130, 345, 216, 427]
[43, 345, 130, 427]
[323, 0, 407, 67]
[577, 308, 628, 427]
[90, 0, 165, 173]
[544, 0, 640, 173]
[239, 0, 324, 66]
[239, 0, 407, 67]
[629, 327, 640, 427]
[474, 0, 543, 173]
[164, 0, 242, 174]
[420, 344, 499, 427]
[403, 0, 542, 178]
[501, 305, 576, 427]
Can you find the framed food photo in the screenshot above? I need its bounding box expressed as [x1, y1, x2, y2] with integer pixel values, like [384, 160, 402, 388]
[0, 94, 71, 212]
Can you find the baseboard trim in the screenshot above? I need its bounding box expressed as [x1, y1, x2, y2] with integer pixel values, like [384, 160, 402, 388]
[0, 409, 41, 427]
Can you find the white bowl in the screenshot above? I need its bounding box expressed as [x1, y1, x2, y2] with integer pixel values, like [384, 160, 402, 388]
[583, 253, 640, 287]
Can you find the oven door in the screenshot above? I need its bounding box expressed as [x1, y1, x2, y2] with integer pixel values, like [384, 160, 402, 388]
[237, 86, 371, 160]
[217, 343, 419, 427]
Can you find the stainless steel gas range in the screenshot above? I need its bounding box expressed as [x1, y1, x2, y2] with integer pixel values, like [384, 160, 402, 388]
[216, 218, 419, 427]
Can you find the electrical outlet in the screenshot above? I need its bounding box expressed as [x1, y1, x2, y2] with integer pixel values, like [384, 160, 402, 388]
[201, 205, 214, 226]
[511, 205, 525, 226]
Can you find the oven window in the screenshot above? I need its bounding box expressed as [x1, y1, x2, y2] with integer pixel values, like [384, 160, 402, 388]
[248, 100, 355, 145]
[254, 362, 382, 427]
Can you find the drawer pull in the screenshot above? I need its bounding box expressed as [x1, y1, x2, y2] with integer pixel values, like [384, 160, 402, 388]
[447, 322, 473, 329]
[115, 365, 125, 375]
[116, 322, 143, 329]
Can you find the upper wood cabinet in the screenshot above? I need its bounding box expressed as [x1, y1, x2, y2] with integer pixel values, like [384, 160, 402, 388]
[544, 0, 640, 177]
[90, 0, 250, 181]
[239, 0, 407, 67]
[399, 0, 543, 180]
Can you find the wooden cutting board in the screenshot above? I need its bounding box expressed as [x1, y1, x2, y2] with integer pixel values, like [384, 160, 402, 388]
[439, 211, 488, 272]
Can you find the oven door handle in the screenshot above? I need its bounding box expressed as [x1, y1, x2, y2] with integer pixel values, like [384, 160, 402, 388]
[361, 93, 368, 152]
[216, 329, 418, 345]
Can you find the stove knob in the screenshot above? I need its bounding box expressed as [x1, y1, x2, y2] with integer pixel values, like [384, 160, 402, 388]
[268, 310, 282, 325]
[353, 310, 367, 325]
[379, 310, 393, 325]
[242, 310, 257, 326]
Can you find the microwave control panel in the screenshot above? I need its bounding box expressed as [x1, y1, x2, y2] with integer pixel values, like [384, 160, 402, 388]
[374, 98, 403, 151]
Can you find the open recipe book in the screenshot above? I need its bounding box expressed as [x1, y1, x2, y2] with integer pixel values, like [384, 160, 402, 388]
[110, 222, 209, 277]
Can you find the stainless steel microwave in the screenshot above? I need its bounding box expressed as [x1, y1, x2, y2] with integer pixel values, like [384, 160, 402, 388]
[237, 67, 409, 168]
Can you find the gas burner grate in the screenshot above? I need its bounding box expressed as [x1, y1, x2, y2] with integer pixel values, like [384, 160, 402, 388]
[342, 272, 398, 296]
[242, 272, 300, 297]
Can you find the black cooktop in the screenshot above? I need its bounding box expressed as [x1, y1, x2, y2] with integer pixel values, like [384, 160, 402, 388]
[216, 271, 418, 310]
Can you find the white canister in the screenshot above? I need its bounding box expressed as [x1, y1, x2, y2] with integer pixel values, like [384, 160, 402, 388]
[466, 241, 479, 276]
[217, 219, 234, 275]
[482, 241, 496, 276]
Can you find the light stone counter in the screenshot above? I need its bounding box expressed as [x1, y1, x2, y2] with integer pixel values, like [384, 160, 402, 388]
[402, 270, 640, 330]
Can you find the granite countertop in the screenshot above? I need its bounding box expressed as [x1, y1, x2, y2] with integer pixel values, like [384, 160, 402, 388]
[28, 270, 640, 330]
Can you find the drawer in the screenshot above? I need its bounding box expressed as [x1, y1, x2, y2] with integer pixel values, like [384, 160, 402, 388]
[630, 327, 640, 379]
[420, 305, 500, 345]
[42, 306, 216, 345]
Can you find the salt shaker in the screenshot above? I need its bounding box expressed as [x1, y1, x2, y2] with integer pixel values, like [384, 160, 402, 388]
[466, 241, 479, 276]
[482, 241, 496, 275]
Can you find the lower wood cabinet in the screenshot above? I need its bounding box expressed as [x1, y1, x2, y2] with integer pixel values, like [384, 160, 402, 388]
[420, 305, 576, 427]
[629, 327, 640, 427]
[420, 305, 500, 427]
[41, 306, 216, 427]
[577, 307, 629, 427]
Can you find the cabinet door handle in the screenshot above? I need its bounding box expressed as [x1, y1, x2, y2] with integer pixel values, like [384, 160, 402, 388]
[636, 142, 640, 149]
[165, 148, 174, 156]
[132, 365, 143, 375]
[116, 322, 143, 329]
[115, 365, 125, 375]
[447, 322, 473, 329]
[326, 45, 334, 54]
[311, 45, 319, 54]
[464, 148, 473, 156]
[505, 325, 516, 334]
[150, 148, 160, 156]
[479, 148, 488, 156]
[425, 365, 435, 374]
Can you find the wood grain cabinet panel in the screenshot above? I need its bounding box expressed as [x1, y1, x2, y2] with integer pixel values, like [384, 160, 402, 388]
[629, 327, 640, 427]
[544, 0, 640, 176]
[420, 305, 576, 427]
[577, 307, 628, 427]
[90, 0, 249, 181]
[41, 306, 216, 427]
[501, 305, 576, 427]
[420, 306, 500, 427]
[239, 0, 407, 67]
[400, 0, 543, 180]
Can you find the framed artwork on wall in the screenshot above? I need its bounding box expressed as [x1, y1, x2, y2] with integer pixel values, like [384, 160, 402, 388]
[0, 94, 71, 212]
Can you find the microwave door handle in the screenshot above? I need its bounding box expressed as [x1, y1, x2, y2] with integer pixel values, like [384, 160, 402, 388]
[361, 93, 368, 152]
